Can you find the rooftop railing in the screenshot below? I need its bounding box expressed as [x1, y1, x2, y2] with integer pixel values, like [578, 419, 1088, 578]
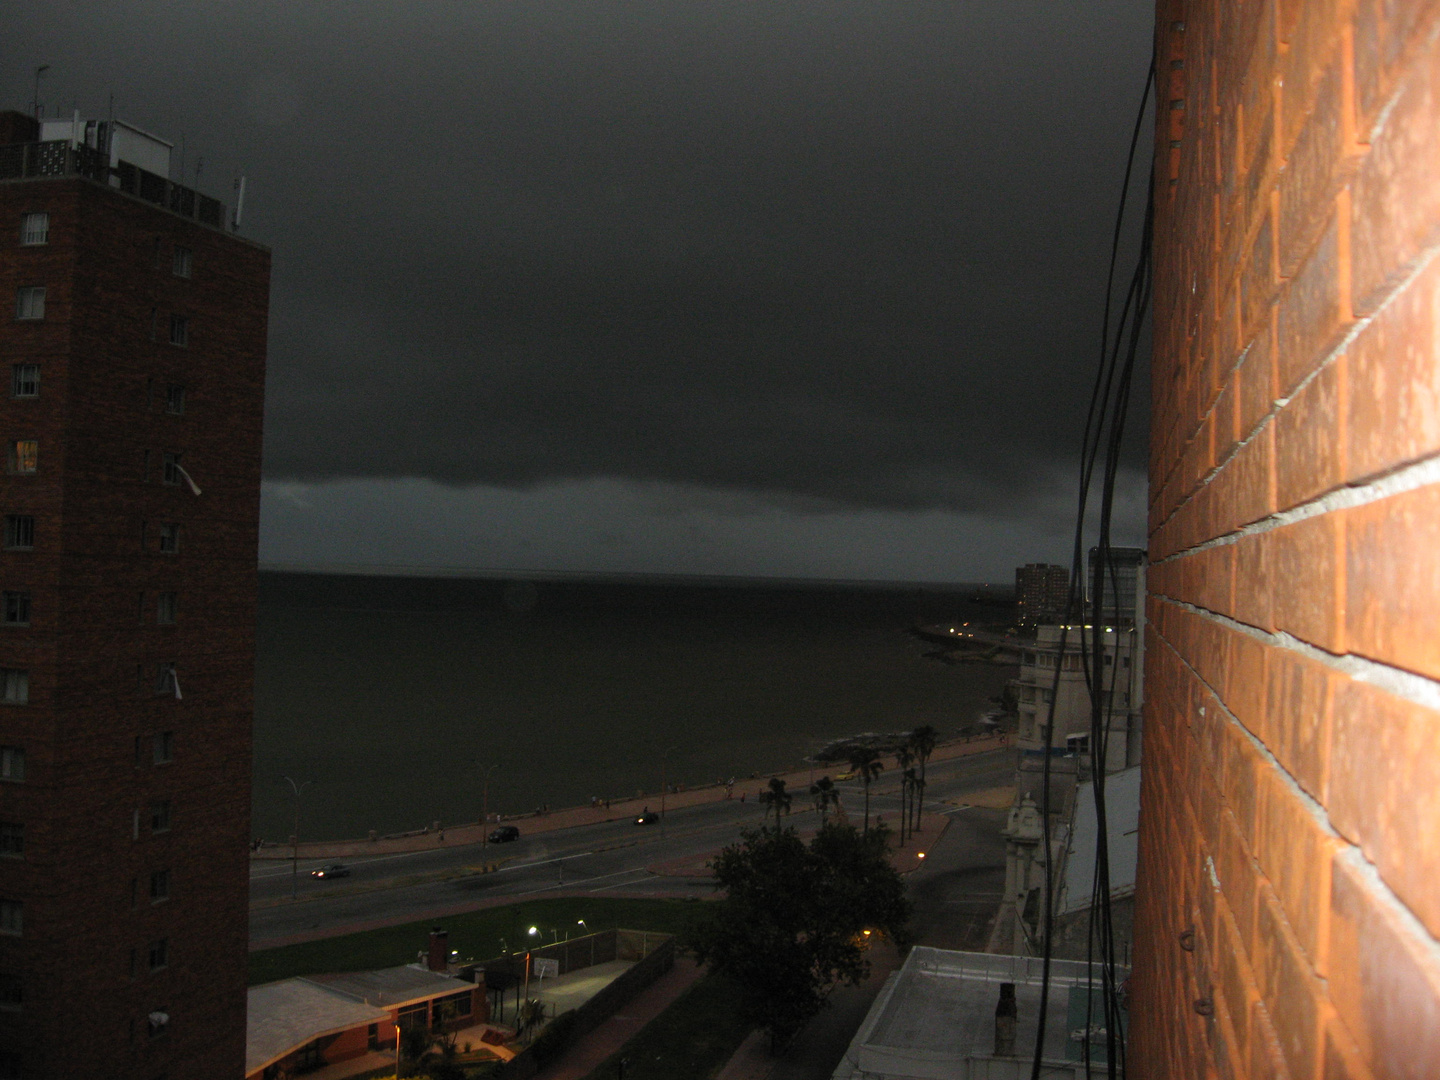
[0, 140, 226, 230]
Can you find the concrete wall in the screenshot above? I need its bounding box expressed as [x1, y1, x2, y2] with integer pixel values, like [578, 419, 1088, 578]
[1134, 2, 1440, 1077]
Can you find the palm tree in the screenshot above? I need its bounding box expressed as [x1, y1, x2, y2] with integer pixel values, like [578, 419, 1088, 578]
[846, 747, 884, 836]
[809, 776, 839, 823]
[894, 746, 915, 844]
[760, 776, 792, 825]
[908, 725, 938, 833]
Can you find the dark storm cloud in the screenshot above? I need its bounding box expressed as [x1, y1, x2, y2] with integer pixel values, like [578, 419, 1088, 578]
[8, 2, 1153, 514]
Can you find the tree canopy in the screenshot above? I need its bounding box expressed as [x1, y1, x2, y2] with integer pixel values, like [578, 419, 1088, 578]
[687, 822, 910, 1051]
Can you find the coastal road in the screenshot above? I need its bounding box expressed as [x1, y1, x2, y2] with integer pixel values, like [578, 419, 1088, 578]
[249, 748, 1015, 949]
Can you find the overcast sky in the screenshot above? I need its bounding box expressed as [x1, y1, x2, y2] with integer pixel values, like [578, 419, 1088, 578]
[8, 2, 1153, 582]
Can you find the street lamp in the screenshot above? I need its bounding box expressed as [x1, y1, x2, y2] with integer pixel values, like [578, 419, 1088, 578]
[522, 925, 539, 1005]
[282, 776, 312, 900]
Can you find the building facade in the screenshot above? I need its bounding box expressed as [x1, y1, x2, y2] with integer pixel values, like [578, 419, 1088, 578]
[1014, 562, 1070, 624]
[1085, 546, 1146, 629]
[0, 112, 269, 1079]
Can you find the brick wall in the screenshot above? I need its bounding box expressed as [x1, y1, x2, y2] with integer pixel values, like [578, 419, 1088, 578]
[1132, 2, 1440, 1078]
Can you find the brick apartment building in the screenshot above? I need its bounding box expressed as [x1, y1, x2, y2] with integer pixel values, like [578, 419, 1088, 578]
[1134, 2, 1440, 1078]
[0, 112, 269, 1079]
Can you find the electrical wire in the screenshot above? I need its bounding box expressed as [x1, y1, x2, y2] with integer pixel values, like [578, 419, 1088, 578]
[1031, 55, 1154, 1080]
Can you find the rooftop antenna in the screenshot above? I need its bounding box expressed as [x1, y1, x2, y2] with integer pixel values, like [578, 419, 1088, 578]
[32, 65, 49, 120]
[232, 175, 247, 231]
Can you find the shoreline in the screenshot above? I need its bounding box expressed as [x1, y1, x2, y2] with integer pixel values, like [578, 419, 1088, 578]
[250, 732, 1011, 862]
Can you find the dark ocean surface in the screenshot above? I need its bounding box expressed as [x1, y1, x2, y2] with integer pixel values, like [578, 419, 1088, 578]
[251, 571, 1017, 841]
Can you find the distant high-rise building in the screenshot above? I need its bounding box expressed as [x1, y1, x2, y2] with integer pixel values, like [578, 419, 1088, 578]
[1086, 546, 1146, 628]
[1014, 563, 1069, 624]
[0, 111, 269, 1079]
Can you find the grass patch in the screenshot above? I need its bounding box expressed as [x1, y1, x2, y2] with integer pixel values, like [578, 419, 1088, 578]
[583, 973, 752, 1080]
[249, 897, 710, 985]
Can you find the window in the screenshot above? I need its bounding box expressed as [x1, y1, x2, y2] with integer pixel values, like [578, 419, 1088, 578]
[165, 384, 185, 415]
[10, 365, 38, 398]
[0, 901, 20, 936]
[0, 823, 21, 857]
[150, 800, 171, 832]
[156, 592, 177, 625]
[0, 747, 22, 781]
[150, 869, 169, 903]
[148, 1008, 171, 1038]
[158, 524, 179, 554]
[0, 973, 20, 1012]
[153, 731, 173, 764]
[4, 516, 34, 550]
[8, 441, 37, 475]
[172, 247, 192, 278]
[398, 1003, 428, 1032]
[168, 315, 188, 347]
[3, 593, 31, 627]
[155, 663, 177, 698]
[162, 453, 182, 486]
[148, 938, 168, 971]
[20, 213, 48, 246]
[1, 671, 27, 705]
[14, 288, 44, 321]
[1066, 733, 1090, 756]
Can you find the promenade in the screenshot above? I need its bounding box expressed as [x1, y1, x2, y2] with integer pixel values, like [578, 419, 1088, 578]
[250, 733, 1010, 862]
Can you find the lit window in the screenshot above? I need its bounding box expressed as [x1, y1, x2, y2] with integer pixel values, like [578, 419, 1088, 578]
[1, 671, 27, 706]
[2, 593, 30, 627]
[155, 663, 177, 698]
[10, 365, 38, 398]
[148, 938, 168, 971]
[0, 747, 22, 781]
[14, 288, 44, 321]
[0, 823, 21, 858]
[165, 384, 185, 415]
[158, 524, 179, 554]
[156, 592, 177, 625]
[19, 213, 48, 246]
[162, 453, 182, 486]
[8, 441, 36, 475]
[153, 731, 172, 764]
[4, 517, 34, 551]
[150, 869, 169, 902]
[172, 247, 191, 278]
[168, 315, 188, 347]
[150, 800, 171, 832]
[0, 901, 20, 936]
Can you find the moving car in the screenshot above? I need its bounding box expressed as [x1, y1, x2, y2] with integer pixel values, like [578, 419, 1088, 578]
[634, 809, 658, 825]
[489, 825, 521, 843]
[310, 863, 349, 879]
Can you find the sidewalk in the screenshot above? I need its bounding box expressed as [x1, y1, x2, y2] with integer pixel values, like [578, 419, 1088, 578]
[527, 956, 706, 1080]
[252, 735, 1010, 862]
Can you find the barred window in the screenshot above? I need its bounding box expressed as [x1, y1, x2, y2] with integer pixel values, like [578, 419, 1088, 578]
[172, 247, 192, 278]
[153, 731, 172, 764]
[4, 517, 33, 550]
[165, 384, 185, 415]
[2, 593, 30, 627]
[10, 365, 38, 398]
[150, 800, 171, 832]
[19, 213, 48, 246]
[158, 524, 179, 554]
[162, 453, 182, 486]
[168, 315, 188, 347]
[157, 592, 177, 625]
[155, 663, 178, 698]
[148, 938, 168, 971]
[14, 288, 44, 321]
[150, 869, 169, 902]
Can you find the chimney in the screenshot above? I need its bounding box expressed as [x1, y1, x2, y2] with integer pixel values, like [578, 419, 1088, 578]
[994, 982, 1017, 1057]
[427, 927, 449, 972]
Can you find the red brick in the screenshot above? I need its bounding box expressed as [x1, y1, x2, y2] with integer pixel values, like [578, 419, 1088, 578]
[1270, 511, 1346, 653]
[1324, 1012, 1378, 1080]
[1352, 0, 1440, 136]
[1252, 761, 1342, 972]
[1351, 25, 1440, 313]
[1212, 421, 1276, 533]
[1225, 627, 1270, 735]
[1344, 485, 1440, 679]
[1232, 529, 1275, 631]
[1277, 209, 1353, 398]
[1215, 802, 1262, 951]
[1329, 678, 1440, 938]
[1274, 357, 1346, 511]
[1346, 252, 1440, 482]
[1254, 881, 1327, 1080]
[1251, 996, 1298, 1080]
[1241, 199, 1280, 344]
[1262, 646, 1334, 802]
[1328, 851, 1440, 1080]
[1212, 893, 1261, 1065]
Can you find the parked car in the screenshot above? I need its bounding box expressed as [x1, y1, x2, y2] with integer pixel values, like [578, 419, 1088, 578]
[489, 825, 521, 843]
[634, 809, 658, 826]
[310, 863, 349, 879]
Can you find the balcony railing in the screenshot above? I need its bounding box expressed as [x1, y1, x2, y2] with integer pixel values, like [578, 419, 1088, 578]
[0, 140, 226, 230]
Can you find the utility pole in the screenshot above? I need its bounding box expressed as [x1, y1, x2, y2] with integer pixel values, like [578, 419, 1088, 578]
[283, 776, 312, 900]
